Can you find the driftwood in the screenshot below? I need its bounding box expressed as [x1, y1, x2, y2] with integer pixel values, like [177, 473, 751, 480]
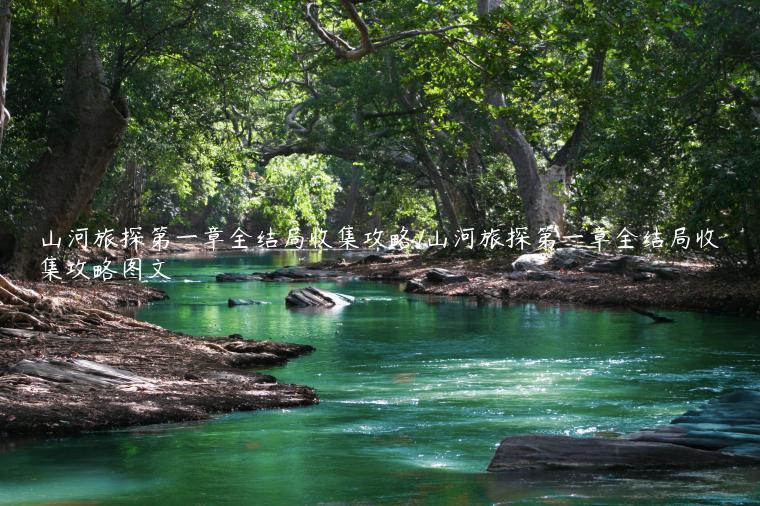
[630, 307, 675, 323]
[13, 358, 152, 387]
[0, 274, 161, 334]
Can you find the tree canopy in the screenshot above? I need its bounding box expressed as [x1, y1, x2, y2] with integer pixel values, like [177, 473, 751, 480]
[0, 0, 757, 277]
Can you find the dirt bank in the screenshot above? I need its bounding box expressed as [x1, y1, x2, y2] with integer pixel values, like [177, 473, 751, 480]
[0, 276, 317, 437]
[318, 253, 760, 318]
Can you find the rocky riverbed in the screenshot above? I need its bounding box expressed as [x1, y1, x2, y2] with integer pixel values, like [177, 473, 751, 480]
[0, 276, 317, 436]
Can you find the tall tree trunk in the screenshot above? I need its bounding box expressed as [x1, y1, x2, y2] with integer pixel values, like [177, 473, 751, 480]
[478, 0, 565, 235]
[334, 164, 362, 232]
[0, 0, 11, 151]
[7, 47, 128, 279]
[488, 108, 567, 234]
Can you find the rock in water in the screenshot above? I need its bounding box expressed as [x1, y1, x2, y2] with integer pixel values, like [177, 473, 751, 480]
[285, 286, 355, 308]
[487, 435, 758, 472]
[628, 389, 760, 457]
[255, 267, 343, 281]
[488, 390, 760, 473]
[425, 268, 469, 284]
[216, 273, 262, 282]
[228, 298, 270, 307]
[404, 279, 425, 293]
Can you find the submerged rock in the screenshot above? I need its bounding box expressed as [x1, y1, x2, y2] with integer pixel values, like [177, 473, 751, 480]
[425, 268, 469, 284]
[227, 298, 270, 307]
[257, 267, 343, 281]
[285, 286, 355, 308]
[216, 273, 262, 282]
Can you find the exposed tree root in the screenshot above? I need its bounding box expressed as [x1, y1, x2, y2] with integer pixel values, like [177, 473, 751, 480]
[0, 275, 159, 334]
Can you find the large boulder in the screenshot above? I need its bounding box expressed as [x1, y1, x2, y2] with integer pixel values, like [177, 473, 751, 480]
[549, 247, 600, 270]
[285, 286, 355, 308]
[511, 253, 551, 272]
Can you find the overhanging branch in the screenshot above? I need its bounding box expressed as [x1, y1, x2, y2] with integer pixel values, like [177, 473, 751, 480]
[305, 1, 469, 61]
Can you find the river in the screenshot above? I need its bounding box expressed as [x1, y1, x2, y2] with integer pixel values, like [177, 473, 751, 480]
[1, 251, 759, 504]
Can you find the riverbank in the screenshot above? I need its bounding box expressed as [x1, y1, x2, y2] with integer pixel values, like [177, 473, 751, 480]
[0, 276, 317, 437]
[313, 251, 760, 318]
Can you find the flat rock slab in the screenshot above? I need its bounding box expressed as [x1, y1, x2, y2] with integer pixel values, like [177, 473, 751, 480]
[425, 268, 469, 284]
[629, 390, 760, 456]
[489, 390, 760, 473]
[487, 435, 759, 472]
[285, 286, 355, 308]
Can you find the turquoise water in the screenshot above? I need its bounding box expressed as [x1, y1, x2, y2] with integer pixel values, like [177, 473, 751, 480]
[1, 251, 759, 505]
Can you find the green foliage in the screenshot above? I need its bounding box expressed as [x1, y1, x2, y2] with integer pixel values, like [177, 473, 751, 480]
[1, 0, 757, 267]
[251, 155, 339, 236]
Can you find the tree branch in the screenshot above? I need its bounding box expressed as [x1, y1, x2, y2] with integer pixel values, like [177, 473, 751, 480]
[305, 1, 469, 61]
[550, 46, 607, 171]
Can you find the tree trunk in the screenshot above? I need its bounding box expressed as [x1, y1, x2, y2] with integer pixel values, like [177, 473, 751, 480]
[489, 111, 566, 234]
[334, 164, 362, 232]
[7, 47, 128, 279]
[478, 0, 566, 235]
[0, 0, 11, 151]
